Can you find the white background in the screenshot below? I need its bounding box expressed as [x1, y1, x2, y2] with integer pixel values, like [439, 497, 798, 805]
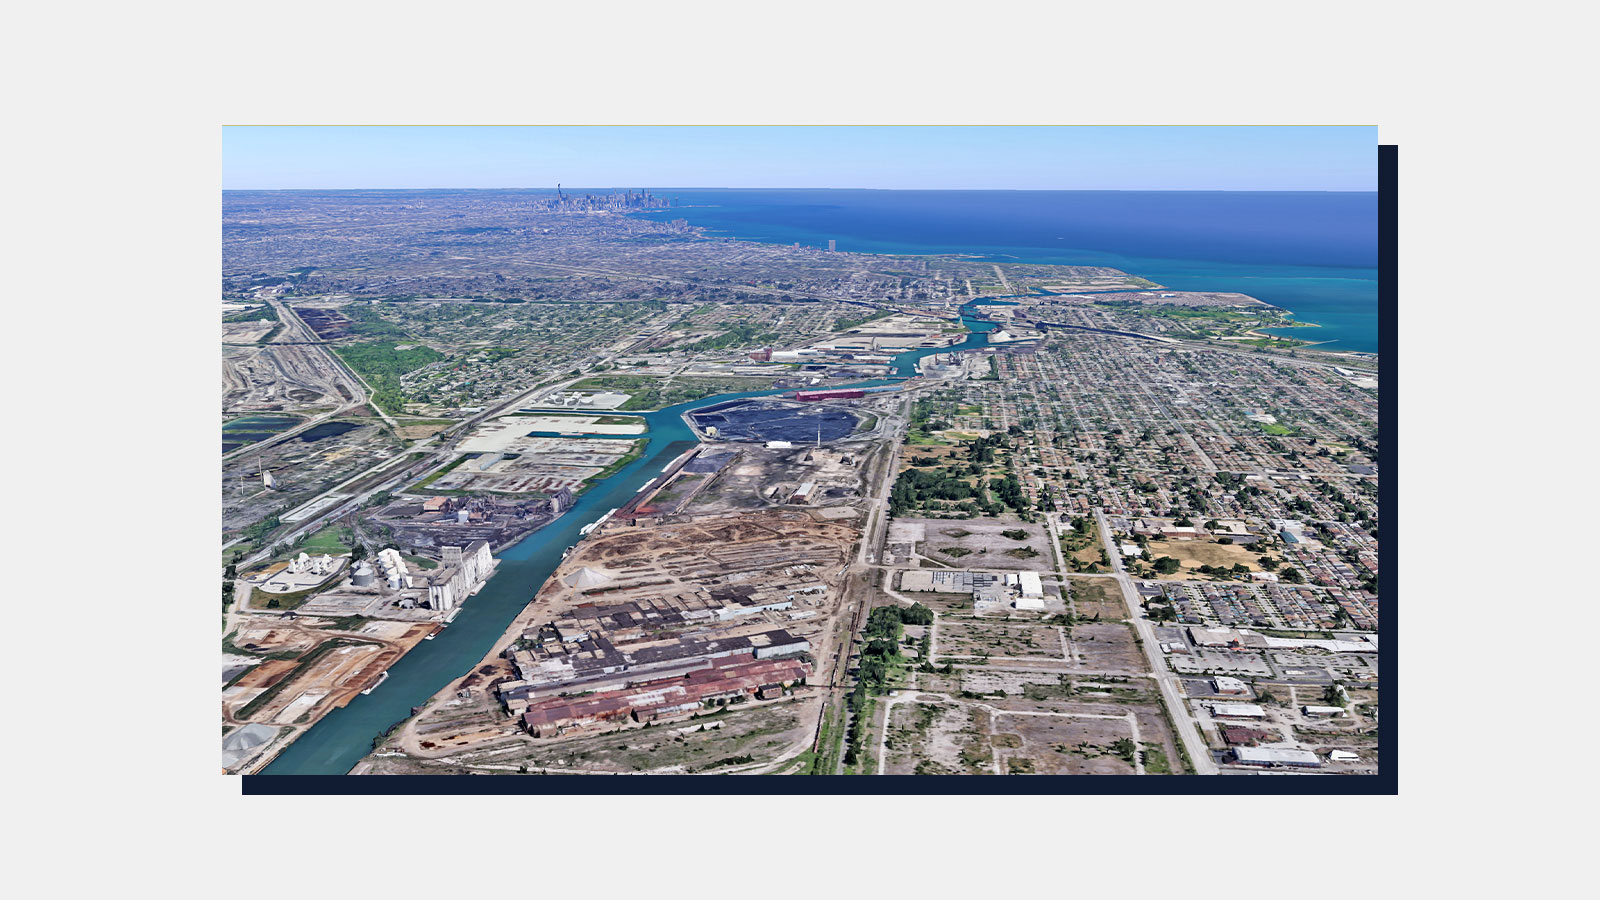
[7, 1, 1588, 896]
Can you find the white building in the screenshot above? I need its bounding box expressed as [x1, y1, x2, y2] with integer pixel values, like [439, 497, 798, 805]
[1018, 571, 1044, 599]
[1234, 746, 1321, 768]
[425, 542, 496, 611]
[1212, 676, 1248, 695]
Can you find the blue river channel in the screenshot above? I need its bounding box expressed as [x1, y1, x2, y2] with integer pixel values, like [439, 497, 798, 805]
[257, 306, 1001, 774]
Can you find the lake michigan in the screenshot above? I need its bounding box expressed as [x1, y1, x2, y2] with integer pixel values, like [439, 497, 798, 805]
[637, 189, 1378, 353]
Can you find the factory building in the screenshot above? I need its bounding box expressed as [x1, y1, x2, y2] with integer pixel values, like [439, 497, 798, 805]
[517, 653, 809, 737]
[900, 570, 999, 593]
[425, 541, 496, 611]
[1018, 571, 1044, 599]
[1233, 747, 1322, 768]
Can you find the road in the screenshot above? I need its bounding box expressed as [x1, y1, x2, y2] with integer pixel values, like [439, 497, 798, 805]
[1092, 506, 1219, 775]
[991, 264, 1013, 292]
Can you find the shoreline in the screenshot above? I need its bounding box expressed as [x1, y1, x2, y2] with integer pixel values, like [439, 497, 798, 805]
[628, 204, 1377, 354]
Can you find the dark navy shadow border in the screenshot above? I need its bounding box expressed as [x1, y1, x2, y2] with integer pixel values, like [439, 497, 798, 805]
[245, 146, 1399, 797]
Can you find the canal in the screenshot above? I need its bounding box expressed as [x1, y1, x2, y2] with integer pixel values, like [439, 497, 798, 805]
[258, 303, 1001, 774]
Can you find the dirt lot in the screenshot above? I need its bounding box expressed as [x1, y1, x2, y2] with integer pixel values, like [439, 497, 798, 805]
[224, 621, 434, 728]
[989, 712, 1139, 775]
[1144, 538, 1282, 576]
[883, 699, 996, 774]
[897, 442, 963, 473]
[393, 419, 454, 440]
[899, 518, 1055, 572]
[882, 695, 1165, 775]
[937, 620, 1066, 661]
[1066, 576, 1128, 621]
[1070, 623, 1147, 672]
[901, 590, 981, 616]
[228, 659, 299, 691]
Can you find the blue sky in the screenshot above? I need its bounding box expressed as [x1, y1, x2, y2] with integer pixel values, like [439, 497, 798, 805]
[223, 126, 1376, 191]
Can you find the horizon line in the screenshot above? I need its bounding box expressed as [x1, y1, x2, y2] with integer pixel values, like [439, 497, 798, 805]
[222, 186, 1378, 194]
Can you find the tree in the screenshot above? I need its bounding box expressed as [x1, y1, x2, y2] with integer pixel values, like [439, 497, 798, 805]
[1281, 567, 1305, 584]
[1153, 557, 1181, 575]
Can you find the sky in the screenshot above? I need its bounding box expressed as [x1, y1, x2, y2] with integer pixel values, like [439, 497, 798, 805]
[222, 126, 1376, 192]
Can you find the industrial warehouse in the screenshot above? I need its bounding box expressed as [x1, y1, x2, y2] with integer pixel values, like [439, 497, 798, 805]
[500, 613, 812, 737]
[496, 569, 821, 737]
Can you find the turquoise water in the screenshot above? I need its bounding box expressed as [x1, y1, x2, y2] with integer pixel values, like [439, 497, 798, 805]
[634, 189, 1378, 353]
[257, 305, 997, 775]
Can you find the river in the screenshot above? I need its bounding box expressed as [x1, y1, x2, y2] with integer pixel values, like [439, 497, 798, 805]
[257, 304, 1001, 774]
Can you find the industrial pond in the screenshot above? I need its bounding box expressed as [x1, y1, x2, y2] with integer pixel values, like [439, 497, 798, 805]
[688, 398, 861, 443]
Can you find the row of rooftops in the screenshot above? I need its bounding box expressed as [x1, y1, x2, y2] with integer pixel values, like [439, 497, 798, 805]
[506, 623, 812, 699]
[514, 652, 810, 736]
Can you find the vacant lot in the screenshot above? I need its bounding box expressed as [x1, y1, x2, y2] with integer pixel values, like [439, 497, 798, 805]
[1066, 576, 1127, 621]
[1145, 538, 1282, 576]
[883, 696, 1164, 775]
[937, 621, 1065, 661]
[991, 712, 1139, 775]
[1071, 623, 1147, 672]
[900, 518, 1054, 572]
[882, 700, 995, 775]
[899, 589, 978, 617]
[510, 702, 808, 774]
